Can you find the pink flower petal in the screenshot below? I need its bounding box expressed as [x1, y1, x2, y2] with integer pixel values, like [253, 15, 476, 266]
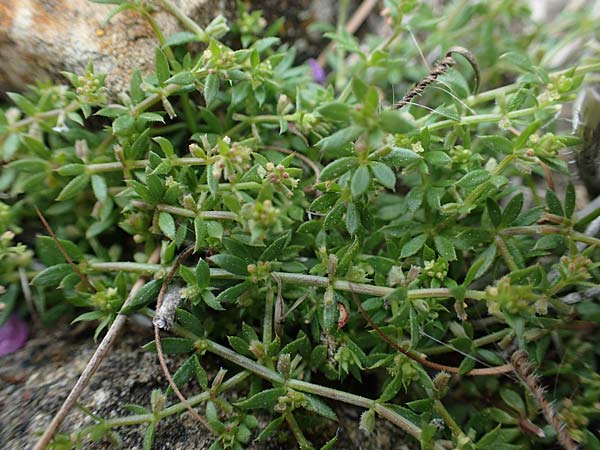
[0, 314, 29, 357]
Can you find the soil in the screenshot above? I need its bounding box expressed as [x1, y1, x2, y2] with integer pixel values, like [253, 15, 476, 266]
[0, 320, 409, 450]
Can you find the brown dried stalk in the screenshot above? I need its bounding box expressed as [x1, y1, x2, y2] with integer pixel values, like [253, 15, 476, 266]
[511, 350, 579, 450]
[153, 245, 213, 431]
[348, 288, 513, 376]
[35, 206, 95, 292]
[394, 46, 480, 109]
[34, 248, 161, 450]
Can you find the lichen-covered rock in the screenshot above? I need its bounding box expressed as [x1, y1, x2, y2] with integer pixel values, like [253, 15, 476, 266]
[0, 0, 234, 99]
[0, 0, 333, 99]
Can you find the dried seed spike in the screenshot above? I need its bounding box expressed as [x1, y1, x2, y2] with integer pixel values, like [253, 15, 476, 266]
[511, 350, 579, 450]
[445, 46, 480, 94]
[394, 46, 480, 110]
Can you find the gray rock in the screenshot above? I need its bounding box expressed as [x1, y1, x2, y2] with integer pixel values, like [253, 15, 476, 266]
[0, 325, 407, 449]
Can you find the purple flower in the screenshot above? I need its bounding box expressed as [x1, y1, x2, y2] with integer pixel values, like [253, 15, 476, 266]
[0, 314, 28, 357]
[308, 58, 326, 85]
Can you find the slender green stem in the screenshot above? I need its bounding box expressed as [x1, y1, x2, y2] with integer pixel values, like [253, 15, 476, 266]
[131, 201, 237, 220]
[81, 371, 250, 429]
[86, 157, 207, 174]
[495, 236, 519, 272]
[285, 412, 313, 449]
[196, 182, 262, 192]
[434, 400, 470, 444]
[464, 61, 600, 106]
[461, 154, 517, 209]
[157, 0, 207, 40]
[500, 226, 600, 247]
[263, 284, 274, 345]
[189, 332, 431, 444]
[421, 105, 560, 132]
[90, 263, 487, 301]
[423, 328, 512, 356]
[9, 100, 80, 131]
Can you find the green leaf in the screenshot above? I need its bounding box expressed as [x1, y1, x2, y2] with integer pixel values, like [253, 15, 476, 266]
[31, 264, 73, 287]
[433, 235, 456, 261]
[167, 71, 195, 85]
[91, 175, 108, 203]
[57, 173, 90, 201]
[345, 202, 360, 235]
[565, 182, 576, 218]
[202, 290, 224, 310]
[175, 309, 204, 336]
[380, 110, 414, 134]
[532, 234, 565, 251]
[112, 114, 135, 136]
[386, 147, 420, 167]
[486, 198, 502, 227]
[57, 164, 86, 176]
[424, 151, 452, 167]
[304, 394, 337, 421]
[320, 435, 338, 450]
[234, 388, 286, 409]
[155, 47, 170, 84]
[158, 212, 176, 240]
[166, 355, 201, 395]
[130, 68, 145, 104]
[215, 281, 251, 302]
[318, 126, 362, 153]
[195, 259, 210, 288]
[143, 337, 195, 354]
[379, 373, 403, 403]
[370, 162, 396, 189]
[71, 310, 106, 324]
[457, 169, 490, 188]
[165, 31, 200, 46]
[459, 356, 476, 374]
[400, 234, 427, 258]
[143, 423, 156, 450]
[153, 136, 175, 158]
[546, 189, 564, 216]
[36, 235, 84, 263]
[210, 254, 249, 276]
[204, 73, 219, 107]
[206, 164, 218, 194]
[500, 388, 525, 413]
[257, 416, 284, 441]
[479, 135, 514, 155]
[317, 102, 352, 121]
[502, 193, 524, 226]
[259, 233, 289, 261]
[120, 279, 162, 314]
[194, 217, 207, 252]
[351, 165, 370, 197]
[320, 157, 359, 181]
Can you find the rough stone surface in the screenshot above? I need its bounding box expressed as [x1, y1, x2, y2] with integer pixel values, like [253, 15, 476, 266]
[0, 322, 409, 450]
[0, 0, 333, 99]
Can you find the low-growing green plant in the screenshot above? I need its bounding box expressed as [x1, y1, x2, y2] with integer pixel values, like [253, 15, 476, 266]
[1, 0, 600, 449]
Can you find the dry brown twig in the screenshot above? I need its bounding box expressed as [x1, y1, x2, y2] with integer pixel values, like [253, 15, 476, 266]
[348, 288, 514, 376]
[153, 244, 213, 431]
[35, 206, 95, 292]
[33, 247, 161, 450]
